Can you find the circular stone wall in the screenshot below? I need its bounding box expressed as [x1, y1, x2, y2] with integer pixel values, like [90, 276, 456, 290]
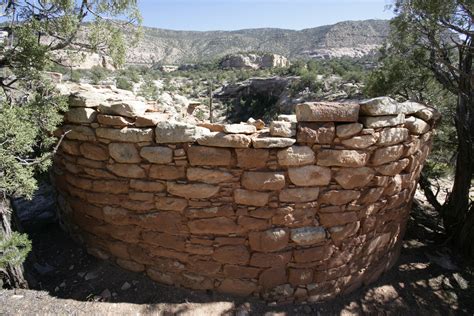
[53, 85, 439, 303]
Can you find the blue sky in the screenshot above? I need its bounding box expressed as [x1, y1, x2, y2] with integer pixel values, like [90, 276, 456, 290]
[137, 0, 394, 31]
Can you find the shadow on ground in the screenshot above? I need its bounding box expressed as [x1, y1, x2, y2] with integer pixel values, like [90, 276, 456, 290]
[3, 198, 474, 315]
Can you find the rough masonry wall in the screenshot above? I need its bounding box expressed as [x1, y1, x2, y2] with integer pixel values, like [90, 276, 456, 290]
[53, 85, 440, 303]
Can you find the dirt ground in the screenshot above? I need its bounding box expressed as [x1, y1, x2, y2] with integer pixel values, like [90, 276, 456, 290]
[1, 195, 473, 315]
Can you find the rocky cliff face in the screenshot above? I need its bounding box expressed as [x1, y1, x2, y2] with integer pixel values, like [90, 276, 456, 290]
[124, 20, 390, 65]
[219, 53, 290, 70]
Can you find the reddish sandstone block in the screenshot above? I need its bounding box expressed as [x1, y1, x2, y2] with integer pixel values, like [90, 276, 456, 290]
[235, 148, 269, 169]
[213, 245, 250, 265]
[223, 265, 261, 279]
[218, 279, 257, 296]
[259, 267, 287, 289]
[250, 251, 292, 268]
[187, 146, 232, 166]
[289, 268, 313, 286]
[248, 228, 289, 252]
[293, 245, 334, 263]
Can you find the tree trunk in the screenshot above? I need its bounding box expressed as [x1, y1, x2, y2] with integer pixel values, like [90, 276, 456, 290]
[442, 39, 474, 257]
[0, 197, 28, 289]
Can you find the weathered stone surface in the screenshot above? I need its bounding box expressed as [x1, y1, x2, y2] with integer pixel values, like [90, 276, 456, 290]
[223, 265, 261, 279]
[79, 143, 108, 161]
[296, 102, 359, 122]
[218, 279, 257, 296]
[414, 107, 440, 122]
[277, 146, 315, 166]
[377, 128, 409, 146]
[289, 269, 313, 286]
[277, 114, 297, 122]
[259, 267, 287, 289]
[250, 251, 292, 267]
[374, 158, 410, 176]
[405, 117, 430, 134]
[187, 146, 232, 166]
[96, 127, 153, 142]
[167, 182, 219, 199]
[138, 146, 173, 164]
[236, 149, 268, 169]
[108, 143, 140, 163]
[336, 123, 363, 138]
[106, 163, 145, 178]
[187, 168, 233, 184]
[288, 165, 331, 186]
[223, 124, 257, 134]
[371, 145, 404, 166]
[317, 150, 369, 167]
[65, 107, 97, 123]
[61, 140, 81, 156]
[198, 132, 251, 148]
[341, 134, 377, 149]
[149, 165, 185, 180]
[319, 190, 361, 206]
[329, 222, 360, 241]
[319, 211, 358, 227]
[99, 100, 148, 118]
[156, 197, 188, 212]
[155, 121, 207, 143]
[270, 121, 295, 137]
[135, 113, 169, 127]
[241, 172, 286, 191]
[130, 180, 165, 192]
[279, 187, 319, 202]
[234, 189, 269, 206]
[185, 206, 234, 218]
[213, 245, 250, 264]
[249, 228, 289, 252]
[97, 114, 132, 127]
[293, 245, 333, 263]
[359, 114, 405, 128]
[197, 123, 225, 132]
[188, 217, 241, 235]
[252, 136, 296, 148]
[297, 122, 335, 144]
[290, 227, 326, 245]
[238, 216, 270, 230]
[359, 187, 385, 204]
[359, 97, 398, 116]
[272, 207, 314, 227]
[334, 167, 375, 189]
[398, 101, 426, 114]
[64, 125, 96, 141]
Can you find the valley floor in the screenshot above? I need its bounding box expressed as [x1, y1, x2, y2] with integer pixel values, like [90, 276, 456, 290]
[0, 196, 473, 316]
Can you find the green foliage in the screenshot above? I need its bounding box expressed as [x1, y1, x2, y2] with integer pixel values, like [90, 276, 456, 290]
[0, 0, 142, 271]
[138, 76, 159, 100]
[90, 66, 111, 84]
[116, 76, 134, 91]
[0, 232, 32, 269]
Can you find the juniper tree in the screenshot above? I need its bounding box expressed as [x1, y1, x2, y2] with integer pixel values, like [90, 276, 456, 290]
[0, 0, 141, 288]
[366, 0, 474, 256]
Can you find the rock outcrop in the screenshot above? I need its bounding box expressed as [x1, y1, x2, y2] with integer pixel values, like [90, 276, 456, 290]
[219, 53, 289, 70]
[53, 91, 439, 303]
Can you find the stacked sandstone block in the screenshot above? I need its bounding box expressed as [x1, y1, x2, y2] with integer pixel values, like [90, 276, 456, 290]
[53, 85, 439, 303]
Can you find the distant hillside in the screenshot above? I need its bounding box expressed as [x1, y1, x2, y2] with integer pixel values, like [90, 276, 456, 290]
[125, 19, 390, 65]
